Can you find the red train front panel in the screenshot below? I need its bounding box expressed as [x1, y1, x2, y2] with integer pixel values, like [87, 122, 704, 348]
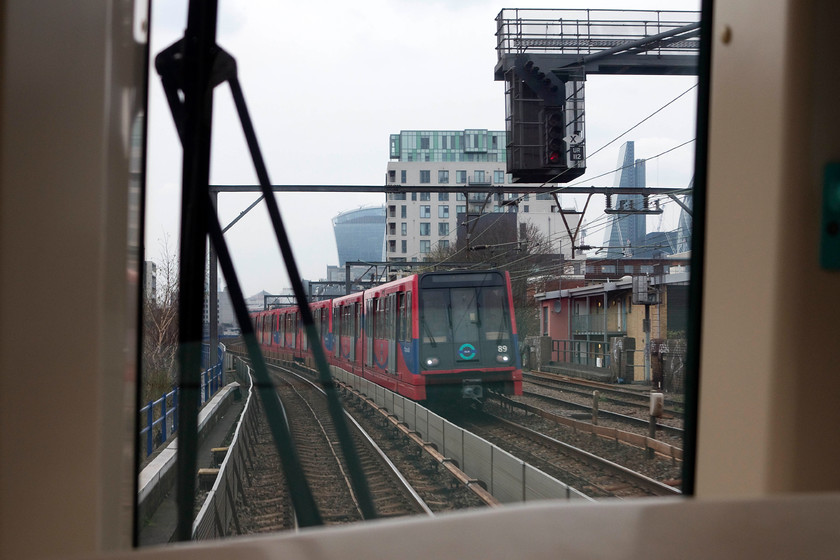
[414, 270, 522, 401]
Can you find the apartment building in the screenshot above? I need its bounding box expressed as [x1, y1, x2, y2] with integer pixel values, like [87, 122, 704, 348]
[385, 129, 578, 262]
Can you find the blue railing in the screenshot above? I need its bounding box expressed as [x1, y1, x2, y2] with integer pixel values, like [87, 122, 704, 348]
[139, 345, 225, 458]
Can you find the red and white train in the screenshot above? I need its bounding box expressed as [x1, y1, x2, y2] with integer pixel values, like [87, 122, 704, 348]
[252, 269, 523, 403]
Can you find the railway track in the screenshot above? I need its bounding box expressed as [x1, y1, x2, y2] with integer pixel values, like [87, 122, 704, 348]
[454, 405, 681, 499]
[234, 362, 496, 534]
[517, 389, 685, 439]
[524, 371, 685, 423]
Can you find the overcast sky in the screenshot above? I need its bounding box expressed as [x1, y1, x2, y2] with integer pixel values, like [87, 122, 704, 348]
[145, 0, 700, 297]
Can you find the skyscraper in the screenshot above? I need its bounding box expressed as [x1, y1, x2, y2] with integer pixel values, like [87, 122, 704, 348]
[332, 206, 386, 265]
[605, 141, 647, 257]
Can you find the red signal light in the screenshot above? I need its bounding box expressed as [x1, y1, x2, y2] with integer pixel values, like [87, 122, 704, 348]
[548, 151, 561, 163]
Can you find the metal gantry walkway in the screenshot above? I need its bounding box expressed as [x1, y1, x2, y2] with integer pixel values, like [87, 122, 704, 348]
[494, 8, 700, 77]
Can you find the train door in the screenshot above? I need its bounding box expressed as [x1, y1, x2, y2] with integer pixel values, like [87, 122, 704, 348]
[270, 313, 277, 348]
[450, 287, 481, 364]
[396, 291, 411, 375]
[333, 306, 340, 359]
[354, 302, 361, 365]
[301, 310, 308, 351]
[365, 298, 374, 368]
[342, 305, 355, 361]
[387, 293, 396, 373]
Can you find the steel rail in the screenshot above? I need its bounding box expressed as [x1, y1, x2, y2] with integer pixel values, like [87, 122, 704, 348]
[270, 363, 434, 517]
[491, 414, 680, 497]
[520, 389, 684, 437]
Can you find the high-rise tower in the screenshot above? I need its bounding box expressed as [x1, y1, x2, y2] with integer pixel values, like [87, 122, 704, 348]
[605, 141, 647, 257]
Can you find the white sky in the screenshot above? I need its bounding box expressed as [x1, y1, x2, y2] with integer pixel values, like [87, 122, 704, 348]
[145, 0, 700, 297]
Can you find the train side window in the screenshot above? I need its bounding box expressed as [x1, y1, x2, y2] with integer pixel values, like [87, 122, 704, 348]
[397, 292, 406, 343]
[405, 292, 412, 342]
[374, 298, 382, 339]
[386, 294, 395, 340]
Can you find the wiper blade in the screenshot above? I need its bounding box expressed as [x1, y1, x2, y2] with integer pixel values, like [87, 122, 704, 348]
[422, 318, 437, 347]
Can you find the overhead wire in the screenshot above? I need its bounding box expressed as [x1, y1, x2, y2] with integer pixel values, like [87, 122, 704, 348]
[393, 81, 697, 268]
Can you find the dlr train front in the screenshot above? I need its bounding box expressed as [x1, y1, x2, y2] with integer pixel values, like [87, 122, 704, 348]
[416, 270, 523, 403]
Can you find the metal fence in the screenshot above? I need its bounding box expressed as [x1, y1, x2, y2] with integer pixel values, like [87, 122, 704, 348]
[551, 339, 611, 368]
[193, 357, 257, 540]
[334, 367, 592, 504]
[139, 344, 226, 458]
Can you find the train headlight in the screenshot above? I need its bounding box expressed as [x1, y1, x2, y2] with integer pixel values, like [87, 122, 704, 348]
[425, 357, 440, 367]
[496, 354, 510, 364]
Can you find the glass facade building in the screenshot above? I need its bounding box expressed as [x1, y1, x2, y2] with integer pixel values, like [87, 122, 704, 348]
[389, 129, 507, 163]
[332, 206, 386, 265]
[605, 141, 647, 257]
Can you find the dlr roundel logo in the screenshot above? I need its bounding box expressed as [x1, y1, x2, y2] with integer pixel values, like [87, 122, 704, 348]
[458, 343, 477, 360]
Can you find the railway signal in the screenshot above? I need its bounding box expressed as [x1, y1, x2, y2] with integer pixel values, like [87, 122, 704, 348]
[543, 107, 565, 167]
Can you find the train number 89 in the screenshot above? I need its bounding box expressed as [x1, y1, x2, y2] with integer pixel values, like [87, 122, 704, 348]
[497, 345, 508, 353]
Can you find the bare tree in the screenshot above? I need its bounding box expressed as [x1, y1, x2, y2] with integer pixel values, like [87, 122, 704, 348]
[142, 235, 179, 401]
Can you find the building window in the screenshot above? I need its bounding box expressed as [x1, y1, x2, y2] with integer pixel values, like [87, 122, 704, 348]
[420, 205, 431, 218]
[388, 240, 396, 253]
[400, 170, 406, 183]
[438, 192, 449, 201]
[474, 170, 485, 183]
[494, 170, 505, 184]
[456, 193, 466, 201]
[524, 205, 529, 213]
[401, 240, 407, 253]
[641, 265, 655, 274]
[400, 205, 406, 218]
[388, 222, 396, 235]
[441, 136, 448, 149]
[456, 205, 466, 214]
[439, 239, 449, 250]
[438, 170, 449, 183]
[542, 306, 549, 336]
[392, 192, 406, 200]
[438, 222, 449, 236]
[389, 170, 396, 183]
[419, 240, 431, 253]
[401, 223, 407, 236]
[456, 170, 467, 184]
[388, 205, 396, 218]
[438, 205, 449, 218]
[419, 192, 431, 201]
[411, 193, 417, 201]
[602, 265, 616, 273]
[420, 170, 431, 183]
[421, 137, 430, 149]
[419, 223, 431, 236]
[624, 265, 635, 274]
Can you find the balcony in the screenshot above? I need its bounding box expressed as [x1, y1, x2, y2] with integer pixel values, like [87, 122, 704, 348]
[571, 313, 626, 335]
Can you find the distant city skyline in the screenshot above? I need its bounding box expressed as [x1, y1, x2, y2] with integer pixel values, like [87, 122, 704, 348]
[144, 1, 699, 296]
